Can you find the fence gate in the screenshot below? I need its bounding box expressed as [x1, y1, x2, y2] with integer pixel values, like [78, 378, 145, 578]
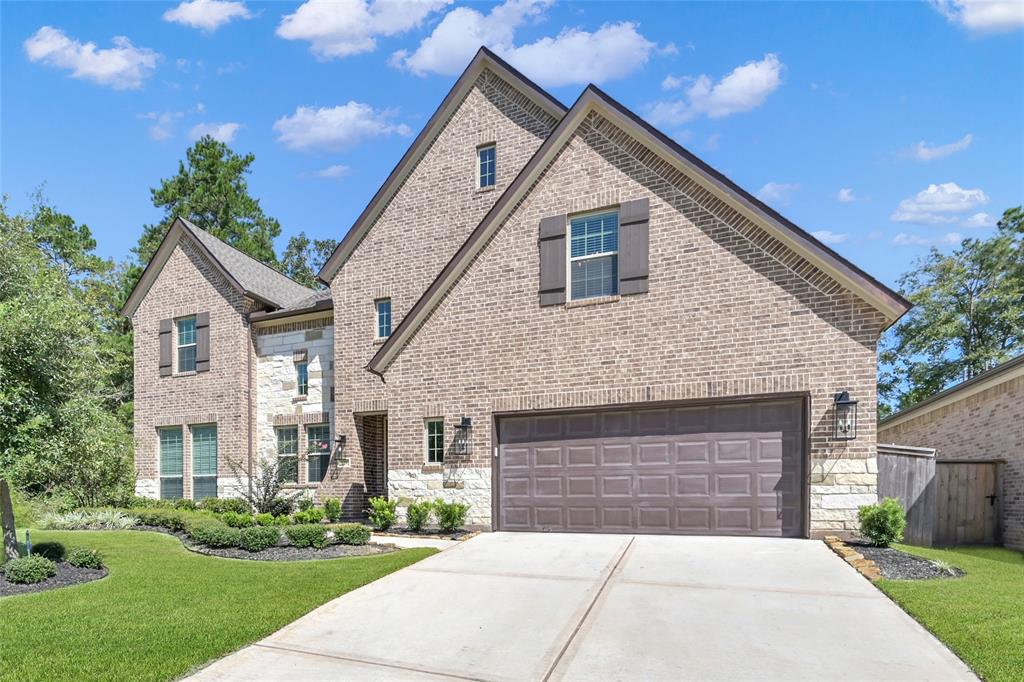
[935, 461, 1001, 546]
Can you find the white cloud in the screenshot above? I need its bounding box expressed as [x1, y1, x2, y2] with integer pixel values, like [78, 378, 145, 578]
[274, 102, 412, 151]
[23, 26, 159, 90]
[140, 111, 184, 140]
[837, 188, 856, 203]
[963, 211, 996, 228]
[278, 0, 450, 60]
[189, 121, 242, 142]
[391, 0, 658, 87]
[892, 232, 963, 247]
[932, 0, 1024, 33]
[756, 181, 799, 205]
[890, 182, 989, 224]
[704, 133, 721, 151]
[646, 54, 783, 125]
[812, 230, 849, 245]
[163, 0, 252, 31]
[903, 133, 973, 161]
[661, 74, 684, 91]
[317, 164, 351, 179]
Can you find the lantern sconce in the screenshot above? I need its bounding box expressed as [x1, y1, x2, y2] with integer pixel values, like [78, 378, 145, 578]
[833, 391, 858, 441]
[456, 416, 472, 431]
[332, 435, 347, 470]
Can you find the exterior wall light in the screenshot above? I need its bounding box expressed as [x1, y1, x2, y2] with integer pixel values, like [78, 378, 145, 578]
[833, 391, 858, 441]
[332, 435, 347, 470]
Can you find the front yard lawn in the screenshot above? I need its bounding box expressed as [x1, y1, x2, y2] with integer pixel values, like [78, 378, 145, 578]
[877, 545, 1024, 682]
[1, 529, 435, 681]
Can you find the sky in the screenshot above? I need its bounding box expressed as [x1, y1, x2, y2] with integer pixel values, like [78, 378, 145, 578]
[2, 0, 1023, 288]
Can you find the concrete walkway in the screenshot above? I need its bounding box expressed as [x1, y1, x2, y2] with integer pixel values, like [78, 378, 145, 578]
[191, 533, 975, 681]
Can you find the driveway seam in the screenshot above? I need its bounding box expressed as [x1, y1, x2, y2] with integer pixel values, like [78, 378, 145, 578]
[253, 642, 491, 682]
[615, 577, 883, 599]
[407, 566, 596, 582]
[540, 536, 636, 682]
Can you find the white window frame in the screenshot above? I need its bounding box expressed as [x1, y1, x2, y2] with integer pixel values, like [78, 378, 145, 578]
[566, 208, 620, 301]
[477, 144, 496, 189]
[424, 418, 445, 464]
[176, 315, 197, 373]
[295, 360, 309, 397]
[375, 298, 392, 339]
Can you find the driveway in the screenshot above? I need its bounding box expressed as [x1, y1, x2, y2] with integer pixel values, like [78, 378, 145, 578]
[191, 533, 974, 681]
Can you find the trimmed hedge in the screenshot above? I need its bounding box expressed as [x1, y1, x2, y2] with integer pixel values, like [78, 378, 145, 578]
[367, 497, 398, 531]
[291, 509, 325, 525]
[199, 498, 251, 515]
[405, 500, 433, 532]
[238, 526, 281, 552]
[323, 497, 342, 523]
[285, 524, 329, 550]
[67, 548, 104, 569]
[333, 524, 370, 546]
[3, 556, 57, 584]
[31, 542, 66, 561]
[434, 500, 470, 533]
[186, 520, 241, 548]
[254, 513, 289, 527]
[221, 512, 255, 528]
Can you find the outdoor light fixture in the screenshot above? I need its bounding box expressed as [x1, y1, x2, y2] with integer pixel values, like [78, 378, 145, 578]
[457, 416, 472, 430]
[332, 435, 347, 470]
[833, 391, 858, 441]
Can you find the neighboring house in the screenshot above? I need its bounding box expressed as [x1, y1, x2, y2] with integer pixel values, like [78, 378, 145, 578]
[125, 48, 911, 538]
[879, 355, 1024, 550]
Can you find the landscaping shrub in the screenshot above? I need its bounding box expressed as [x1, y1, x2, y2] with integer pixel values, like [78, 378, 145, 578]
[434, 500, 470, 533]
[3, 556, 57, 584]
[405, 500, 434, 532]
[199, 497, 250, 515]
[285, 524, 329, 549]
[38, 509, 137, 530]
[292, 509, 325, 525]
[367, 496, 398, 531]
[238, 526, 281, 552]
[31, 542, 66, 561]
[332, 523, 370, 546]
[323, 497, 342, 523]
[221, 512, 255, 528]
[134, 508, 193, 532]
[265, 497, 295, 518]
[172, 499, 198, 511]
[66, 548, 104, 569]
[127, 496, 174, 509]
[297, 498, 314, 512]
[858, 497, 907, 547]
[186, 520, 241, 548]
[254, 512, 289, 527]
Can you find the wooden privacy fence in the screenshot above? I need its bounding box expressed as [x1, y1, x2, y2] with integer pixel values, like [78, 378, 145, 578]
[877, 444, 1003, 547]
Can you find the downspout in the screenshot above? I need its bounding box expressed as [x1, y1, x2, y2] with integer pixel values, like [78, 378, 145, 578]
[247, 317, 255, 500]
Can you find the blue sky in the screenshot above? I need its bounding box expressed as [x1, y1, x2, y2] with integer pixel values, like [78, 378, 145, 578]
[3, 0, 1022, 287]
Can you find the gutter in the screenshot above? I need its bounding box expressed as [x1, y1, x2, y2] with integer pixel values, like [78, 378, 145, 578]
[248, 298, 333, 323]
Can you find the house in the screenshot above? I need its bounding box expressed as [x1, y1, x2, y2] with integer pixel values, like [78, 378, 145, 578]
[124, 47, 911, 538]
[879, 355, 1024, 549]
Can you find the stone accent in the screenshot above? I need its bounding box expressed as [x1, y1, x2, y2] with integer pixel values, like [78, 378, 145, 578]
[135, 478, 158, 498]
[824, 536, 881, 581]
[810, 457, 878, 532]
[389, 467, 491, 526]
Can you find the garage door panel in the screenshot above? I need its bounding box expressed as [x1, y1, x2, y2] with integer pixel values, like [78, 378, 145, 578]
[497, 399, 804, 536]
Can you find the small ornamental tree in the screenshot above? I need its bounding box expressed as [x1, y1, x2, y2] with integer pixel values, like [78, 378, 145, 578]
[226, 458, 301, 515]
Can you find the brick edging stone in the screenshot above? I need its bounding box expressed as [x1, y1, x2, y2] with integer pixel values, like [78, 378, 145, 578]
[824, 535, 881, 581]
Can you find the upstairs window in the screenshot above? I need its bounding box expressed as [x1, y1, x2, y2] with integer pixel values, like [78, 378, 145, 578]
[376, 299, 392, 339]
[306, 424, 331, 483]
[177, 316, 197, 372]
[277, 426, 298, 483]
[569, 211, 619, 300]
[296, 361, 308, 397]
[425, 418, 445, 464]
[478, 144, 496, 188]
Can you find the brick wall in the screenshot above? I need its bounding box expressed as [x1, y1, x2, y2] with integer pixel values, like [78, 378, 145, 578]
[375, 110, 889, 534]
[879, 374, 1024, 549]
[132, 235, 256, 500]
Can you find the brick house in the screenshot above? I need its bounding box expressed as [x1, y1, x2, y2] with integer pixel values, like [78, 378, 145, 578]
[879, 355, 1024, 549]
[125, 48, 911, 538]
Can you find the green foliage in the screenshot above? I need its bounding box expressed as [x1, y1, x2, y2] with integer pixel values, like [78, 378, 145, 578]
[31, 541, 66, 561]
[433, 500, 470, 533]
[280, 232, 338, 289]
[254, 512, 289, 527]
[366, 496, 398, 531]
[199, 497, 250, 515]
[39, 509, 137, 530]
[297, 498, 314, 512]
[291, 508, 325, 525]
[66, 548, 104, 569]
[332, 523, 370, 546]
[880, 206, 1023, 413]
[405, 500, 434, 532]
[2, 555, 57, 584]
[220, 512, 255, 528]
[322, 497, 342, 523]
[133, 508, 197, 532]
[186, 519, 241, 548]
[858, 498, 907, 547]
[237, 526, 280, 552]
[172, 499, 199, 511]
[285, 524, 329, 549]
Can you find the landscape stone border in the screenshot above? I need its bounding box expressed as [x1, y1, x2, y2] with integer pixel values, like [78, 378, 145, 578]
[824, 535, 882, 581]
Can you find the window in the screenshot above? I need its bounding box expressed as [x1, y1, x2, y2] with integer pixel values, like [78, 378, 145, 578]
[569, 211, 619, 300]
[277, 427, 298, 483]
[177, 316, 197, 372]
[306, 424, 331, 483]
[478, 144, 496, 188]
[425, 418, 445, 464]
[376, 299, 392, 338]
[296, 361, 308, 397]
[191, 425, 218, 501]
[159, 427, 184, 499]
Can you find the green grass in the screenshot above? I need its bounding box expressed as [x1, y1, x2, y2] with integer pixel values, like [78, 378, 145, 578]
[877, 545, 1024, 682]
[0, 529, 436, 681]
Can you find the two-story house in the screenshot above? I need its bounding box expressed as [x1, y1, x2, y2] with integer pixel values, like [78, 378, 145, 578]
[125, 47, 910, 538]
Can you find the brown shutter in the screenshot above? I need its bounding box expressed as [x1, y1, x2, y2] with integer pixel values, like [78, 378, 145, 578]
[159, 319, 173, 376]
[538, 214, 567, 306]
[618, 198, 650, 295]
[195, 312, 211, 372]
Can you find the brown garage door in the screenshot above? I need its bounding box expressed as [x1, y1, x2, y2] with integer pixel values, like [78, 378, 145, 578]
[496, 399, 805, 536]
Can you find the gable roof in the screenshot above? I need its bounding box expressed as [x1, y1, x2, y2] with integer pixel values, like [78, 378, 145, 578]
[121, 217, 317, 317]
[879, 353, 1024, 430]
[367, 84, 912, 375]
[316, 46, 567, 284]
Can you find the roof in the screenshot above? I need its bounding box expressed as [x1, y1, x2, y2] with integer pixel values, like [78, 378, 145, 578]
[366, 84, 912, 375]
[879, 353, 1024, 430]
[316, 46, 567, 284]
[121, 217, 318, 317]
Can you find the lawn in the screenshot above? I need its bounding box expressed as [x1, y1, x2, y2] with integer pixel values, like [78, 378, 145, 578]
[877, 545, 1024, 682]
[0, 529, 436, 681]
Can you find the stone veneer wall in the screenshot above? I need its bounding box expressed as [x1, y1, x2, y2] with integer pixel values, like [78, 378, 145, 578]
[879, 373, 1023, 550]
[255, 317, 335, 493]
[375, 109, 887, 536]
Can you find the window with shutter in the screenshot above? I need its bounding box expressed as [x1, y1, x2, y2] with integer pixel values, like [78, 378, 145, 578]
[177, 316, 197, 372]
[538, 214, 567, 306]
[569, 211, 619, 300]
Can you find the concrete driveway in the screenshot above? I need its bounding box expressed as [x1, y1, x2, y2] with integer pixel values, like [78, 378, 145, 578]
[191, 533, 974, 681]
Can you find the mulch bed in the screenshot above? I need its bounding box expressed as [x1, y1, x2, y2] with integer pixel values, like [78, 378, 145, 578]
[372, 527, 479, 541]
[849, 541, 964, 580]
[1, 562, 107, 598]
